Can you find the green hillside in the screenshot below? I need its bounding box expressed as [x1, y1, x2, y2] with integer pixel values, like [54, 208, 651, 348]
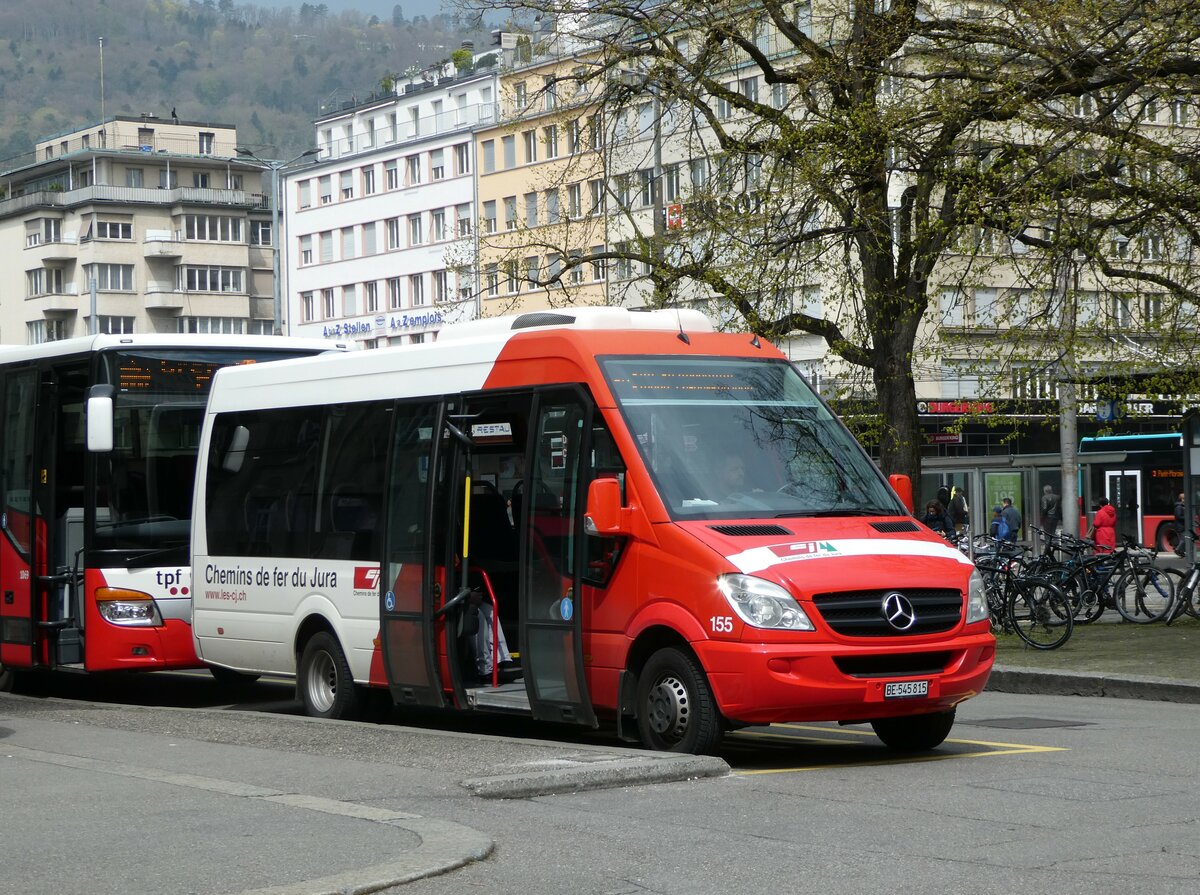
[0, 0, 486, 164]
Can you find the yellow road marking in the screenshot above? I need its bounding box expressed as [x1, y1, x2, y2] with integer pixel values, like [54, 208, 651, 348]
[728, 723, 1067, 774]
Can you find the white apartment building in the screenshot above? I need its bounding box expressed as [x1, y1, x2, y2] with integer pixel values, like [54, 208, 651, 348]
[284, 68, 500, 347]
[0, 115, 277, 343]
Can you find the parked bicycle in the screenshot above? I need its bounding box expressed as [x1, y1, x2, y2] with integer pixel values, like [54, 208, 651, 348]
[1165, 532, 1200, 625]
[974, 536, 1073, 649]
[1024, 528, 1174, 624]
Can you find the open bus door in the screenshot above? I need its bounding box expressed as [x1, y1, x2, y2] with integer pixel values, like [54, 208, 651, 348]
[518, 389, 596, 727]
[380, 400, 446, 708]
[0, 368, 41, 678]
[388, 388, 595, 727]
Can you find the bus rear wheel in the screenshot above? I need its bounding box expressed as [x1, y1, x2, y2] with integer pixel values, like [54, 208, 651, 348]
[871, 709, 956, 752]
[0, 662, 15, 692]
[635, 647, 722, 755]
[299, 631, 361, 721]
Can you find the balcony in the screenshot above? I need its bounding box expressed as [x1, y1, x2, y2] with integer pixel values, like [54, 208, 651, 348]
[25, 288, 79, 314]
[25, 236, 78, 262]
[0, 185, 268, 218]
[143, 230, 184, 258]
[144, 282, 186, 311]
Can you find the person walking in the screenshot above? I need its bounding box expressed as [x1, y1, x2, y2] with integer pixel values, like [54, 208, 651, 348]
[1175, 491, 1187, 535]
[936, 483, 951, 509]
[1088, 497, 1118, 554]
[1039, 484, 1061, 534]
[1000, 497, 1022, 542]
[948, 484, 970, 535]
[989, 505, 1011, 541]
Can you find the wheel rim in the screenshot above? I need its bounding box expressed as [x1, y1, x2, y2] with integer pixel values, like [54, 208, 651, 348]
[645, 673, 690, 746]
[304, 650, 337, 714]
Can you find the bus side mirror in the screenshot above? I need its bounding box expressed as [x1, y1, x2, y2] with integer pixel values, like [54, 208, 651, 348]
[585, 477, 628, 536]
[888, 473, 914, 514]
[86, 385, 115, 453]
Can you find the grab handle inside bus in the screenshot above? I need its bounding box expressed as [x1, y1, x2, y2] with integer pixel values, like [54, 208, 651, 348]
[86, 385, 116, 453]
[585, 477, 629, 536]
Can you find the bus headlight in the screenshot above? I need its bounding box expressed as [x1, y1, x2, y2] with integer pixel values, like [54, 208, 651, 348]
[717, 574, 814, 631]
[96, 588, 162, 627]
[965, 570, 989, 624]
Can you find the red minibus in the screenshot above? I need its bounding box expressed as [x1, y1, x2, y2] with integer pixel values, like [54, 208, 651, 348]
[191, 308, 993, 753]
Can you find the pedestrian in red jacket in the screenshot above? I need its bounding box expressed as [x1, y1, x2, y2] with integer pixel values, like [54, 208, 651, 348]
[1089, 498, 1118, 553]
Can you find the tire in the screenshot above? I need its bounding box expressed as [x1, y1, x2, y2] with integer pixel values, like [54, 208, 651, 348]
[298, 631, 361, 720]
[1159, 524, 1180, 553]
[209, 666, 262, 687]
[871, 709, 956, 751]
[636, 647, 723, 755]
[1113, 568, 1174, 624]
[1008, 578, 1073, 649]
[0, 662, 15, 693]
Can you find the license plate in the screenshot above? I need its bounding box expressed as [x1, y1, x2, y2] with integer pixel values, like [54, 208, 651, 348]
[884, 680, 929, 699]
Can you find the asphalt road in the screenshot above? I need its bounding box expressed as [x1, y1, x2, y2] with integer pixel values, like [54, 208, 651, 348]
[5, 671, 1200, 895]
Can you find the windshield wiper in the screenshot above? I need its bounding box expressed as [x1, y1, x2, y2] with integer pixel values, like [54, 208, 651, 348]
[775, 508, 901, 518]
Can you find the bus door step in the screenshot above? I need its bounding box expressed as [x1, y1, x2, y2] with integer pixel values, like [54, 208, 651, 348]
[467, 682, 531, 713]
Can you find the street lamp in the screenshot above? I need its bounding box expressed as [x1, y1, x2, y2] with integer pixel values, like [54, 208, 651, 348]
[236, 146, 319, 335]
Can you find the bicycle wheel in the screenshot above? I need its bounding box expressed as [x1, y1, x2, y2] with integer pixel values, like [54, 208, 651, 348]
[1161, 568, 1189, 625]
[1008, 578, 1073, 649]
[1113, 567, 1174, 624]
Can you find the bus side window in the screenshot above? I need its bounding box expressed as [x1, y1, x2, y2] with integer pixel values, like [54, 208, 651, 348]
[206, 407, 323, 558]
[318, 402, 391, 562]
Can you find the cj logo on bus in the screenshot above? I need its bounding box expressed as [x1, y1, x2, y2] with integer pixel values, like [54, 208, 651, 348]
[882, 592, 917, 631]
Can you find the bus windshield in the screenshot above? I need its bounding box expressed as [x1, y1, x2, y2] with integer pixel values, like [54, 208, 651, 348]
[92, 348, 316, 556]
[602, 356, 905, 520]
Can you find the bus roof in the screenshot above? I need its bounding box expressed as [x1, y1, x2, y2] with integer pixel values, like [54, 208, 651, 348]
[1080, 432, 1181, 452]
[0, 334, 349, 366]
[436, 307, 714, 342]
[204, 309, 769, 414]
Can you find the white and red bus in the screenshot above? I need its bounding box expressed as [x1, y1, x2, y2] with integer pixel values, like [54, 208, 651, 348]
[0, 335, 342, 690]
[191, 308, 993, 753]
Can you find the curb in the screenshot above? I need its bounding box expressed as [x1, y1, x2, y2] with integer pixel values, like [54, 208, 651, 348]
[988, 666, 1200, 704]
[461, 753, 729, 799]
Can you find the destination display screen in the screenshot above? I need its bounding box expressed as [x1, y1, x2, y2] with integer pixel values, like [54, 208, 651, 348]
[115, 356, 247, 393]
[106, 349, 311, 395]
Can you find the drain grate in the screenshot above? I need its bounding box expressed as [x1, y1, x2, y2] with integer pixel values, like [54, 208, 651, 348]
[968, 717, 1094, 729]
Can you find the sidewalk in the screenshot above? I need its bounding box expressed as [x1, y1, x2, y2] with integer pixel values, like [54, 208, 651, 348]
[0, 693, 725, 895]
[988, 613, 1200, 703]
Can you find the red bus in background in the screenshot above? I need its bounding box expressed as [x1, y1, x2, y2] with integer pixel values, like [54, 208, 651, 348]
[1080, 433, 1184, 549]
[0, 335, 341, 691]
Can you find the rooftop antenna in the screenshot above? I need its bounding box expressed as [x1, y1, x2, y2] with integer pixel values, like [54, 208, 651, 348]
[675, 307, 690, 344]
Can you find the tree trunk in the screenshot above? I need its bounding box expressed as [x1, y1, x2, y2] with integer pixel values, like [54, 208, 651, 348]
[872, 353, 923, 505]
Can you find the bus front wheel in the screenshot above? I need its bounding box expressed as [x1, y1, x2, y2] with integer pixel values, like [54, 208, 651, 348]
[298, 631, 361, 721]
[871, 709, 956, 752]
[635, 647, 722, 755]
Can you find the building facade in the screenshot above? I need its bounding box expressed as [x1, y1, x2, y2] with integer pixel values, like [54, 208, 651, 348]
[474, 47, 609, 316]
[283, 69, 499, 348]
[0, 115, 277, 342]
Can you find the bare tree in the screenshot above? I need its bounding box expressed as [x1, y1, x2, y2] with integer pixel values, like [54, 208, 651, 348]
[464, 0, 1200, 487]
